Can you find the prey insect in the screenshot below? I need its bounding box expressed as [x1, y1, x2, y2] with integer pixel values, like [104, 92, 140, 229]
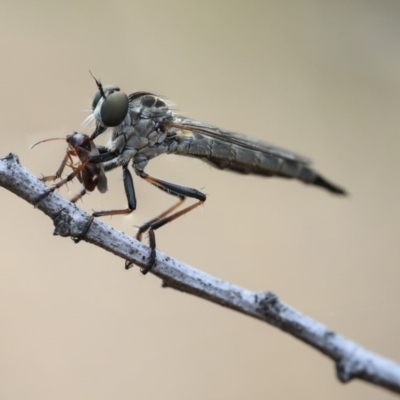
[75, 76, 347, 274]
[32, 132, 112, 242]
[32, 132, 108, 200]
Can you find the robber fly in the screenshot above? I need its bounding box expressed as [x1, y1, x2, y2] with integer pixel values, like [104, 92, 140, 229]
[75, 77, 346, 274]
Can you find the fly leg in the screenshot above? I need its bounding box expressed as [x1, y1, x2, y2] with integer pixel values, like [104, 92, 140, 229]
[135, 194, 185, 243]
[73, 166, 136, 243]
[129, 170, 206, 274]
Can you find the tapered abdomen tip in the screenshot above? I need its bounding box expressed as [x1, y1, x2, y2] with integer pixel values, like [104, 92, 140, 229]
[313, 175, 347, 195]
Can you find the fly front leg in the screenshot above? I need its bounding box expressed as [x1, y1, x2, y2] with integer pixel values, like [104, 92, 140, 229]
[127, 170, 206, 275]
[73, 166, 137, 243]
[89, 150, 120, 164]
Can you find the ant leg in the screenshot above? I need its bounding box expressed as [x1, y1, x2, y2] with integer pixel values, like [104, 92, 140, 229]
[34, 160, 89, 206]
[70, 187, 87, 203]
[40, 152, 73, 183]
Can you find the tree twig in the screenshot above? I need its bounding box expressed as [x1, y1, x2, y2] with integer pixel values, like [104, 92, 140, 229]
[1, 152, 400, 395]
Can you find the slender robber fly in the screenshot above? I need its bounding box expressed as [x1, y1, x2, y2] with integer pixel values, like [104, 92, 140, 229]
[67, 76, 346, 274]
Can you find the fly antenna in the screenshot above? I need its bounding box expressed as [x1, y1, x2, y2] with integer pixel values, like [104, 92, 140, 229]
[89, 70, 105, 99]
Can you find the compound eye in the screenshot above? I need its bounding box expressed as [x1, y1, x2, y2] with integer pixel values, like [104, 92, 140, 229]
[100, 91, 129, 127]
[92, 85, 121, 110]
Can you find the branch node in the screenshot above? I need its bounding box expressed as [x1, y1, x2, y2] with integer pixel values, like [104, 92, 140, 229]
[53, 208, 80, 237]
[336, 355, 364, 383]
[1, 152, 20, 166]
[255, 291, 284, 324]
[256, 291, 280, 311]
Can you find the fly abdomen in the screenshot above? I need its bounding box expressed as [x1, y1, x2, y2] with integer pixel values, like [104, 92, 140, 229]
[175, 135, 310, 177]
[174, 134, 345, 194]
[211, 143, 317, 182]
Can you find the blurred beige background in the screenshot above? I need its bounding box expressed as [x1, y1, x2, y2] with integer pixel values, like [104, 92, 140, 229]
[1, 1, 399, 399]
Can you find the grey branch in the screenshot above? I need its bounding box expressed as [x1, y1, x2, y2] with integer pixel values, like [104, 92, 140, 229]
[1, 152, 400, 395]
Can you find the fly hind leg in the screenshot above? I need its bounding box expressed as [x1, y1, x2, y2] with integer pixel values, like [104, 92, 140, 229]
[128, 170, 206, 275]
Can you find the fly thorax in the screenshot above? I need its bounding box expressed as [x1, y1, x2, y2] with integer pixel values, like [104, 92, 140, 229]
[132, 153, 149, 171]
[137, 94, 172, 119]
[107, 132, 126, 153]
[125, 131, 151, 152]
[117, 148, 138, 167]
[135, 118, 157, 136]
[132, 118, 166, 147]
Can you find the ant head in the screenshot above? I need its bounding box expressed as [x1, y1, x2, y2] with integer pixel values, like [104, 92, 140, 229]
[90, 72, 129, 128]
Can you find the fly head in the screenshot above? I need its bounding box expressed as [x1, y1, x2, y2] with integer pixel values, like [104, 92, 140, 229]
[90, 73, 129, 132]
